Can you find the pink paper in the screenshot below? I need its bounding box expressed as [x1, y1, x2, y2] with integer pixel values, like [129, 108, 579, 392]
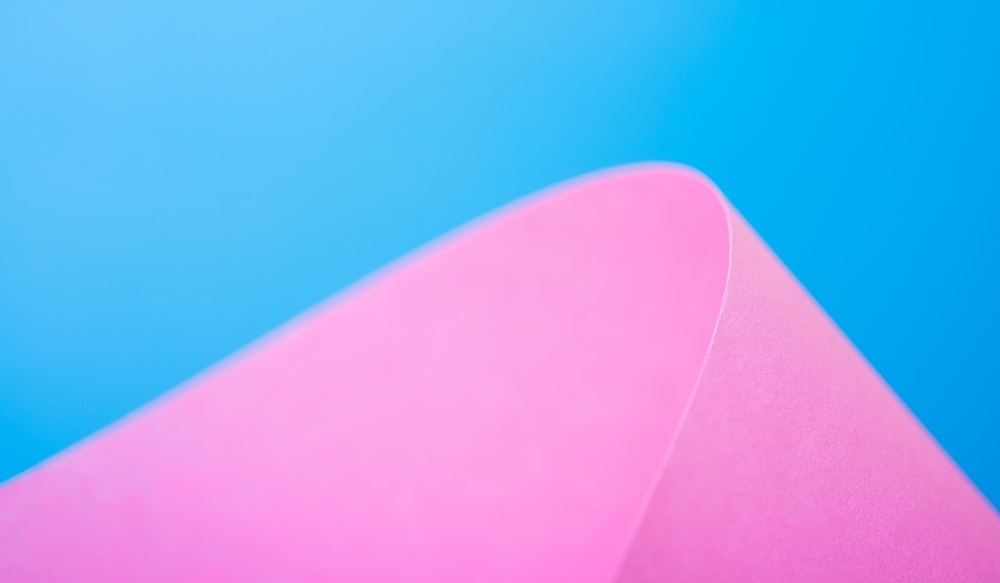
[1, 164, 997, 581]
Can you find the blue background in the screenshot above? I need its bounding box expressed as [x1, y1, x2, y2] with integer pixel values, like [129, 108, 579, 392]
[2, 1, 998, 504]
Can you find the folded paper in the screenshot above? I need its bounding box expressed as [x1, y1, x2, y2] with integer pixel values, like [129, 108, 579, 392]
[1, 164, 997, 581]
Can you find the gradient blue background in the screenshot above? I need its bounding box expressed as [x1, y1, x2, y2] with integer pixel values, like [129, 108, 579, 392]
[2, 1, 998, 504]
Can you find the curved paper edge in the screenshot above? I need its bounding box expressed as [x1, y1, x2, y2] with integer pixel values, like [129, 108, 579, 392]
[614, 184, 1000, 581]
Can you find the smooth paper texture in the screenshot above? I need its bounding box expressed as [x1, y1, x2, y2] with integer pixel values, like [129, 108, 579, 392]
[1, 164, 997, 581]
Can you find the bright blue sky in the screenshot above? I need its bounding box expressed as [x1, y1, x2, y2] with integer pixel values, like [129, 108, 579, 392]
[2, 1, 998, 503]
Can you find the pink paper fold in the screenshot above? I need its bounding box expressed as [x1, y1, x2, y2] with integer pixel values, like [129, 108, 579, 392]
[1, 164, 997, 581]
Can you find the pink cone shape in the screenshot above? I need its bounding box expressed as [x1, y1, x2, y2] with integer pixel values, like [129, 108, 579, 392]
[1, 164, 997, 581]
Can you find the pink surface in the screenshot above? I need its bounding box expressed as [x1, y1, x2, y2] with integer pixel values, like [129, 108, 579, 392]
[0, 164, 997, 581]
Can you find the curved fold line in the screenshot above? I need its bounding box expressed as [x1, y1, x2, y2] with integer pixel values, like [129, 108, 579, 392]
[602, 162, 736, 583]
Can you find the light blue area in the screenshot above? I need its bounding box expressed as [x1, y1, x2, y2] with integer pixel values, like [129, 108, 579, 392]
[1, 1, 998, 502]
